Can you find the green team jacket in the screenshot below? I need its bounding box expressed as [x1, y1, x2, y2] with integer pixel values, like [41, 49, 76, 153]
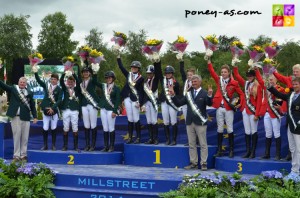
[0, 80, 37, 121]
[34, 73, 63, 111]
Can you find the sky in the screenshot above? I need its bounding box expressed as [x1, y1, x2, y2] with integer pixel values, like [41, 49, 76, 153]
[0, 0, 299, 53]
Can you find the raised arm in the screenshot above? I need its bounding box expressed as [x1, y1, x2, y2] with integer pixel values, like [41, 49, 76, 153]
[255, 69, 265, 89]
[180, 61, 186, 82]
[59, 73, 66, 90]
[34, 72, 46, 88]
[233, 66, 245, 87]
[154, 61, 163, 82]
[273, 71, 292, 87]
[117, 57, 129, 77]
[207, 60, 220, 82]
[0, 80, 12, 92]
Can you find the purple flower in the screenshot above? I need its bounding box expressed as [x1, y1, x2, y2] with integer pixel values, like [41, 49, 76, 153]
[262, 170, 283, 179]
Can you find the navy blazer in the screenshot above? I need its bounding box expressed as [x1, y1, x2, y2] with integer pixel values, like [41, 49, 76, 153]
[172, 88, 212, 125]
[268, 86, 300, 134]
[142, 61, 161, 106]
[155, 61, 180, 104]
[117, 58, 144, 104]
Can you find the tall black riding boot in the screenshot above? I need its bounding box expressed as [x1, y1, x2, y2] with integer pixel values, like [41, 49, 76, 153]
[170, 124, 178, 146]
[249, 133, 258, 159]
[73, 132, 79, 151]
[101, 132, 109, 152]
[62, 132, 68, 151]
[84, 128, 90, 151]
[126, 121, 134, 144]
[145, 124, 154, 144]
[164, 125, 170, 145]
[51, 129, 57, 151]
[89, 128, 98, 151]
[134, 121, 141, 144]
[108, 131, 116, 152]
[41, 130, 48, 150]
[285, 150, 292, 161]
[228, 133, 234, 158]
[152, 124, 159, 145]
[275, 137, 282, 161]
[261, 138, 272, 159]
[242, 134, 251, 158]
[214, 133, 223, 157]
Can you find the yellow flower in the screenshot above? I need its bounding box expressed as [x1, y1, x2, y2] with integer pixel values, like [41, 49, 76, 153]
[205, 34, 218, 44]
[252, 45, 264, 53]
[29, 52, 43, 59]
[271, 41, 278, 48]
[285, 88, 290, 93]
[89, 49, 103, 57]
[145, 39, 163, 46]
[231, 40, 244, 48]
[263, 58, 272, 64]
[62, 55, 75, 63]
[67, 56, 74, 62]
[176, 36, 188, 43]
[113, 31, 127, 41]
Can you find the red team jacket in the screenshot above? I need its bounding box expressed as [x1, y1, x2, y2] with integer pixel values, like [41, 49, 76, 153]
[255, 69, 286, 118]
[208, 63, 245, 111]
[233, 67, 262, 117]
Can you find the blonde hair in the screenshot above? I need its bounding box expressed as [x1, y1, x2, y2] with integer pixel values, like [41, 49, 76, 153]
[251, 79, 259, 99]
[293, 64, 300, 70]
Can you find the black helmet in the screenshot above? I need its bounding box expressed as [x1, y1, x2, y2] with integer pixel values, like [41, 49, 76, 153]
[246, 69, 255, 77]
[165, 65, 175, 74]
[130, 61, 141, 68]
[146, 65, 155, 73]
[105, 71, 116, 79]
[81, 66, 91, 73]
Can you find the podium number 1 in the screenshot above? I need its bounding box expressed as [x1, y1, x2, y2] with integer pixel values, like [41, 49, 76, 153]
[153, 150, 162, 164]
[67, 155, 74, 165]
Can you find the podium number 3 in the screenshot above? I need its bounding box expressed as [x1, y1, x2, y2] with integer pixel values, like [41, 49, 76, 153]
[68, 155, 74, 165]
[153, 150, 162, 164]
[237, 162, 242, 172]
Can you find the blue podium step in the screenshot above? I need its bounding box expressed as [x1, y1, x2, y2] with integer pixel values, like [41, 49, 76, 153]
[49, 164, 201, 198]
[27, 150, 123, 165]
[215, 156, 292, 174]
[124, 144, 217, 168]
[52, 187, 159, 198]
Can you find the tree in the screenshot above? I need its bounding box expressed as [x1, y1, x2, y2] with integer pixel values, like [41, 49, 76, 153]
[277, 40, 300, 76]
[84, 28, 106, 50]
[37, 12, 78, 59]
[0, 14, 32, 83]
[248, 35, 272, 47]
[218, 35, 239, 52]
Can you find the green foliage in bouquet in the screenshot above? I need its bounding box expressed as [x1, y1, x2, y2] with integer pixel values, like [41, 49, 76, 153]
[159, 170, 300, 198]
[0, 158, 56, 198]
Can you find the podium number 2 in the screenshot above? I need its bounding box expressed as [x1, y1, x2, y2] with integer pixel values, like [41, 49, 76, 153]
[153, 150, 162, 164]
[67, 155, 74, 165]
[237, 162, 242, 172]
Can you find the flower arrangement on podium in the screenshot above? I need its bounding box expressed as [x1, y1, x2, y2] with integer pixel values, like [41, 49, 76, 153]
[247, 45, 264, 68]
[28, 52, 44, 73]
[142, 38, 163, 62]
[111, 31, 127, 53]
[171, 36, 189, 60]
[201, 34, 218, 60]
[88, 49, 105, 73]
[230, 40, 245, 66]
[77, 45, 91, 66]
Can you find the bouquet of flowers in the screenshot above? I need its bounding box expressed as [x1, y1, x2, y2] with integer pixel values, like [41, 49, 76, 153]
[89, 49, 105, 73]
[262, 58, 277, 78]
[264, 41, 281, 59]
[247, 45, 264, 68]
[142, 39, 163, 62]
[62, 55, 75, 71]
[77, 45, 91, 66]
[111, 31, 127, 53]
[28, 52, 44, 73]
[201, 35, 218, 60]
[171, 36, 189, 60]
[230, 40, 245, 66]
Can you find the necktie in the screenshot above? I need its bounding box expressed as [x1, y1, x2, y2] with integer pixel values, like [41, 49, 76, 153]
[293, 94, 298, 102]
[194, 90, 197, 99]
